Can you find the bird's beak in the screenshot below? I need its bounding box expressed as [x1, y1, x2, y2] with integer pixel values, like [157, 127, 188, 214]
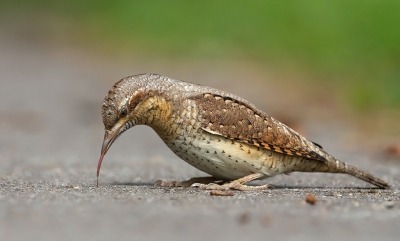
[96, 126, 122, 186]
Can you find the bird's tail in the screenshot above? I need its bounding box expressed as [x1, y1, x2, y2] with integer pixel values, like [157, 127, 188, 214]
[294, 155, 390, 189]
[334, 161, 390, 189]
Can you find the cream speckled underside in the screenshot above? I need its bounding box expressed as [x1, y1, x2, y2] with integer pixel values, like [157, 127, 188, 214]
[159, 99, 303, 180]
[169, 130, 303, 180]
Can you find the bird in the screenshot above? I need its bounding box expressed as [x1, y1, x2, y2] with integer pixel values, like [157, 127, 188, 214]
[97, 73, 390, 190]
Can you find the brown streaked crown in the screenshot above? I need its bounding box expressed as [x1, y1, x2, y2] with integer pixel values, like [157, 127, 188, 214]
[101, 76, 142, 130]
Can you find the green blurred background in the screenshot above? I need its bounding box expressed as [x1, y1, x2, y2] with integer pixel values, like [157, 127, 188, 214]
[2, 0, 399, 111]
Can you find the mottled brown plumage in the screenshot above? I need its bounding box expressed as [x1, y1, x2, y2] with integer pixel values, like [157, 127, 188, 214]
[97, 73, 390, 190]
[191, 93, 325, 161]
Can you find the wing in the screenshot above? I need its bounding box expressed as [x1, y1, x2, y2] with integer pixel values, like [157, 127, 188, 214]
[190, 93, 326, 162]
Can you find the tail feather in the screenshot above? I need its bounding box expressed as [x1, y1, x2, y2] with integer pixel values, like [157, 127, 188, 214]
[295, 155, 390, 189]
[334, 161, 390, 189]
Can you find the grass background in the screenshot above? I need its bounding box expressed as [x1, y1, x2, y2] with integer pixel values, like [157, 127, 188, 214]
[2, 0, 400, 111]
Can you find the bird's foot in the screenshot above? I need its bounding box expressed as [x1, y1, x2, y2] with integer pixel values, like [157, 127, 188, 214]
[154, 176, 220, 187]
[191, 173, 274, 191]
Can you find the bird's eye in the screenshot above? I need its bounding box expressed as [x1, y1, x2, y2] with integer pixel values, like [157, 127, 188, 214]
[120, 107, 128, 117]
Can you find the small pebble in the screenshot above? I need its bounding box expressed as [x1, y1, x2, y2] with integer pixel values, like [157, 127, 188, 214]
[260, 214, 271, 227]
[238, 212, 250, 225]
[305, 193, 317, 205]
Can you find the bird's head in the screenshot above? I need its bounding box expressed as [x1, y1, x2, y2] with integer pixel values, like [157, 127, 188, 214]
[97, 77, 149, 183]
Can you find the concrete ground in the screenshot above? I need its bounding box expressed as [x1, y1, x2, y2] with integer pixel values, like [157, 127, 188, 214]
[0, 31, 399, 241]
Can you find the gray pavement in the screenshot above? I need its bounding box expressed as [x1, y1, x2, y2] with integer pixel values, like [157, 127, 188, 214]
[1, 32, 399, 241]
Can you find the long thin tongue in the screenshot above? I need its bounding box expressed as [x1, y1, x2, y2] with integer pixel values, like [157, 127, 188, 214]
[97, 152, 106, 187]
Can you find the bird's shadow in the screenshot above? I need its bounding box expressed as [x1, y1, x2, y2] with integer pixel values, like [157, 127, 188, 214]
[111, 182, 154, 187]
[110, 182, 384, 190]
[272, 186, 384, 190]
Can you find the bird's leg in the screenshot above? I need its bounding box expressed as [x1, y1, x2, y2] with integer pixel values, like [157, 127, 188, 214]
[154, 176, 221, 187]
[191, 173, 274, 191]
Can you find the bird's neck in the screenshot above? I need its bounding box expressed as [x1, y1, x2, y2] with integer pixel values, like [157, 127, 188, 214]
[134, 96, 178, 141]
